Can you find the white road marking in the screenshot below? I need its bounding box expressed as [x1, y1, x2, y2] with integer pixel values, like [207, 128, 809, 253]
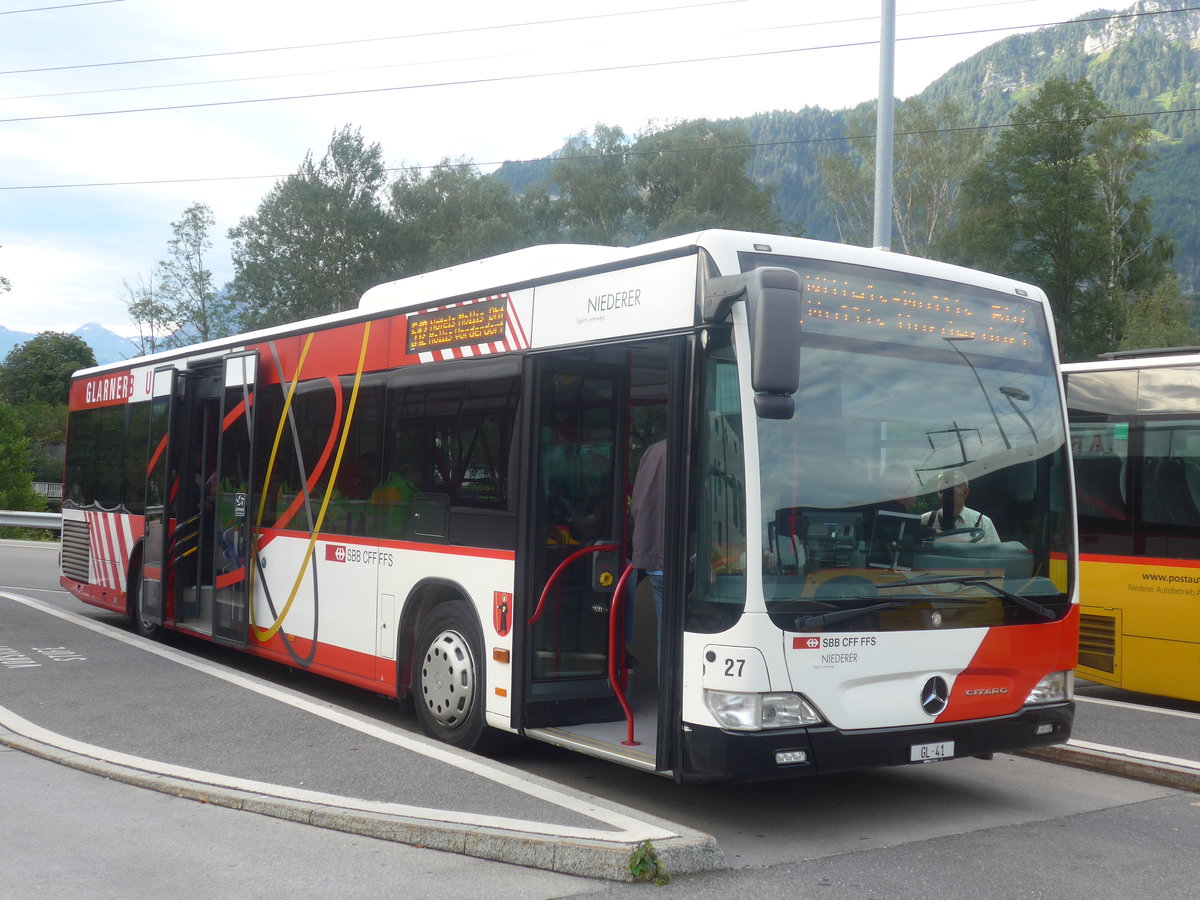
[1066, 739, 1200, 772]
[1, 590, 678, 842]
[1076, 694, 1200, 722]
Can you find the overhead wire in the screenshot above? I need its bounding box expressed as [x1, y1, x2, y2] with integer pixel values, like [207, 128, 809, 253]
[0, 0, 749, 76]
[4, 5, 1195, 127]
[3, 5, 1196, 127]
[1, 2, 1196, 190]
[2, 105, 1192, 192]
[2, 0, 1053, 100]
[0, 0, 124, 14]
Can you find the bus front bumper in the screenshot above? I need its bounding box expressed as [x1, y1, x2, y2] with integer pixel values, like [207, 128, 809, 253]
[680, 702, 1075, 782]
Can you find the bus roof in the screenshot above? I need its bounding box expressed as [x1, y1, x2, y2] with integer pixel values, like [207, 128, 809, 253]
[1062, 348, 1200, 373]
[74, 230, 1048, 378]
[358, 229, 1046, 314]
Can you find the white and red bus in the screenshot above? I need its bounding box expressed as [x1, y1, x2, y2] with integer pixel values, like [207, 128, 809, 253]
[60, 230, 1077, 781]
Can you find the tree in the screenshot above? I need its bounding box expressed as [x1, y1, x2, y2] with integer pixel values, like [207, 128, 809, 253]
[551, 124, 637, 244]
[122, 273, 170, 356]
[0, 400, 43, 516]
[548, 120, 781, 246]
[818, 97, 986, 255]
[391, 158, 537, 275]
[1090, 115, 1176, 340]
[950, 77, 1175, 360]
[0, 332, 96, 406]
[0, 243, 10, 293]
[14, 400, 68, 482]
[228, 125, 399, 327]
[154, 203, 235, 347]
[630, 120, 780, 240]
[1119, 276, 1199, 351]
[819, 113, 874, 246]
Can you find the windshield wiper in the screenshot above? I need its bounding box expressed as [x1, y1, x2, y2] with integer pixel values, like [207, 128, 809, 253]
[793, 575, 1057, 630]
[874, 574, 1057, 620]
[795, 597, 944, 630]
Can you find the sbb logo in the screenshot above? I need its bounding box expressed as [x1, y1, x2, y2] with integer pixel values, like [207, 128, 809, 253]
[325, 544, 347, 563]
[793, 636, 822, 650]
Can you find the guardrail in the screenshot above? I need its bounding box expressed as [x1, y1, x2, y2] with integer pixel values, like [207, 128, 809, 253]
[0, 510, 63, 530]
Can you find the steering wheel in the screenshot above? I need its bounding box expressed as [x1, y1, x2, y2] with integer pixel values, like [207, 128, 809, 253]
[933, 526, 985, 543]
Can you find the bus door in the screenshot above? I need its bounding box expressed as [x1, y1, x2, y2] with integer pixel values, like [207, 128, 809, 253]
[169, 360, 223, 635]
[139, 365, 177, 629]
[520, 340, 677, 771]
[210, 351, 257, 645]
[525, 355, 629, 726]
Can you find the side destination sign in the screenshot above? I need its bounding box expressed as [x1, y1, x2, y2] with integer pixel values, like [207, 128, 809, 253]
[406, 296, 508, 354]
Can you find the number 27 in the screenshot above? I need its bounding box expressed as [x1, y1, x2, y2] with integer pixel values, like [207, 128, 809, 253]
[724, 658, 745, 677]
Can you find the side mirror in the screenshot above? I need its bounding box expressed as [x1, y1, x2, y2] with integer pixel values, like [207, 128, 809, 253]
[704, 267, 802, 419]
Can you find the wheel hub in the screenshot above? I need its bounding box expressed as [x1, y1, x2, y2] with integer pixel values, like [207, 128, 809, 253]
[421, 629, 476, 728]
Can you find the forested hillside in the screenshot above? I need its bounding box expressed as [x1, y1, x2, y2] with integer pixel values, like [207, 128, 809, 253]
[496, 0, 1200, 288]
[915, 0, 1200, 286]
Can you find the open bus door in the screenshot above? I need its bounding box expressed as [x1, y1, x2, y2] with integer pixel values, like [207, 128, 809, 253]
[149, 351, 256, 645]
[210, 350, 257, 645]
[138, 365, 176, 632]
[519, 340, 680, 774]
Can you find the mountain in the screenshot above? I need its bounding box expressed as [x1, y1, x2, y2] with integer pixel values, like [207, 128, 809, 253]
[72, 323, 142, 365]
[740, 0, 1200, 284]
[0, 323, 139, 367]
[494, 0, 1200, 289]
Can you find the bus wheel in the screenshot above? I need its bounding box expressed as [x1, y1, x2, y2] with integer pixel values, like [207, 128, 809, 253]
[130, 572, 160, 640]
[414, 601, 488, 751]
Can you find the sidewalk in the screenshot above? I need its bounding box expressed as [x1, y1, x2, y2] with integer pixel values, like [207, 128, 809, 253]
[0, 590, 723, 881]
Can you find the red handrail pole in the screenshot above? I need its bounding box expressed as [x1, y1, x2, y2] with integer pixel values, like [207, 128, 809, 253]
[528, 542, 617, 625]
[607, 562, 639, 746]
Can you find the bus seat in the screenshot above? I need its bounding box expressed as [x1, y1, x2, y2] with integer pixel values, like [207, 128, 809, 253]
[1142, 457, 1198, 525]
[1162, 457, 1200, 524]
[1185, 461, 1200, 517]
[1074, 455, 1126, 519]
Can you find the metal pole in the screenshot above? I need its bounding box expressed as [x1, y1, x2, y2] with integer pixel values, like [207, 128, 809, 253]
[872, 0, 896, 250]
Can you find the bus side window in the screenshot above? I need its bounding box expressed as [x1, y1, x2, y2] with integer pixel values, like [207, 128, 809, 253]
[382, 359, 520, 549]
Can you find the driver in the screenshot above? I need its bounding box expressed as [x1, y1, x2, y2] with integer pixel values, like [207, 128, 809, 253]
[921, 470, 999, 543]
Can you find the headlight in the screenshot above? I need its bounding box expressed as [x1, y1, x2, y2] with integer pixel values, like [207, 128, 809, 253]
[704, 690, 824, 730]
[1025, 670, 1074, 705]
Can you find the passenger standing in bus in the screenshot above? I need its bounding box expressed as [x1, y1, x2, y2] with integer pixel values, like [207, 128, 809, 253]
[921, 470, 999, 543]
[631, 439, 667, 671]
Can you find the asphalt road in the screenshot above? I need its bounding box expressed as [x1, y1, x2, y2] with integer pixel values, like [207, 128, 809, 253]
[4, 539, 1200, 898]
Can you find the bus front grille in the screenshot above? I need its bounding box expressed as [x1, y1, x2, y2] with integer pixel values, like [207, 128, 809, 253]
[61, 518, 90, 582]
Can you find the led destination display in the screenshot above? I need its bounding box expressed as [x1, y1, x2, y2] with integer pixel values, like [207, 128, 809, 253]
[406, 297, 508, 353]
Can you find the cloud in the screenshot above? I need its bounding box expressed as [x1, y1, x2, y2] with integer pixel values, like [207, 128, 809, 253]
[2, 237, 138, 334]
[0, 0, 1113, 337]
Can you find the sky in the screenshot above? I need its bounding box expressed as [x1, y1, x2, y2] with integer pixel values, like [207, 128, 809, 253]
[0, 0, 1118, 337]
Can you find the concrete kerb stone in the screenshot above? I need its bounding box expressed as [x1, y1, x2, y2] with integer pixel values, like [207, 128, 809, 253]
[1020, 742, 1200, 794]
[0, 723, 726, 881]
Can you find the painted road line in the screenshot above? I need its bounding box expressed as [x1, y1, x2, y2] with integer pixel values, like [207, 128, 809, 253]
[1066, 739, 1200, 772]
[1076, 695, 1200, 723]
[0, 591, 678, 841]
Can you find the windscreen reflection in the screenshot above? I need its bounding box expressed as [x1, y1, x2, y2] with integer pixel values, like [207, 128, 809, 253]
[751, 260, 1073, 632]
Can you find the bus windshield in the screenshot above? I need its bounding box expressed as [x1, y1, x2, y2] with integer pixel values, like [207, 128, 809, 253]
[748, 255, 1073, 632]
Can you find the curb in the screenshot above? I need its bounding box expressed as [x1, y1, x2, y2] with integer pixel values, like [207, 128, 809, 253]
[1020, 741, 1200, 794]
[0, 724, 725, 881]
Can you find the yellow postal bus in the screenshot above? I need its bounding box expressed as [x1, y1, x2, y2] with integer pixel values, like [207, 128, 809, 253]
[1064, 349, 1200, 702]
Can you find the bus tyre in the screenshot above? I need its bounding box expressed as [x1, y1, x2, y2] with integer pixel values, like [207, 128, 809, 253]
[414, 601, 491, 752]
